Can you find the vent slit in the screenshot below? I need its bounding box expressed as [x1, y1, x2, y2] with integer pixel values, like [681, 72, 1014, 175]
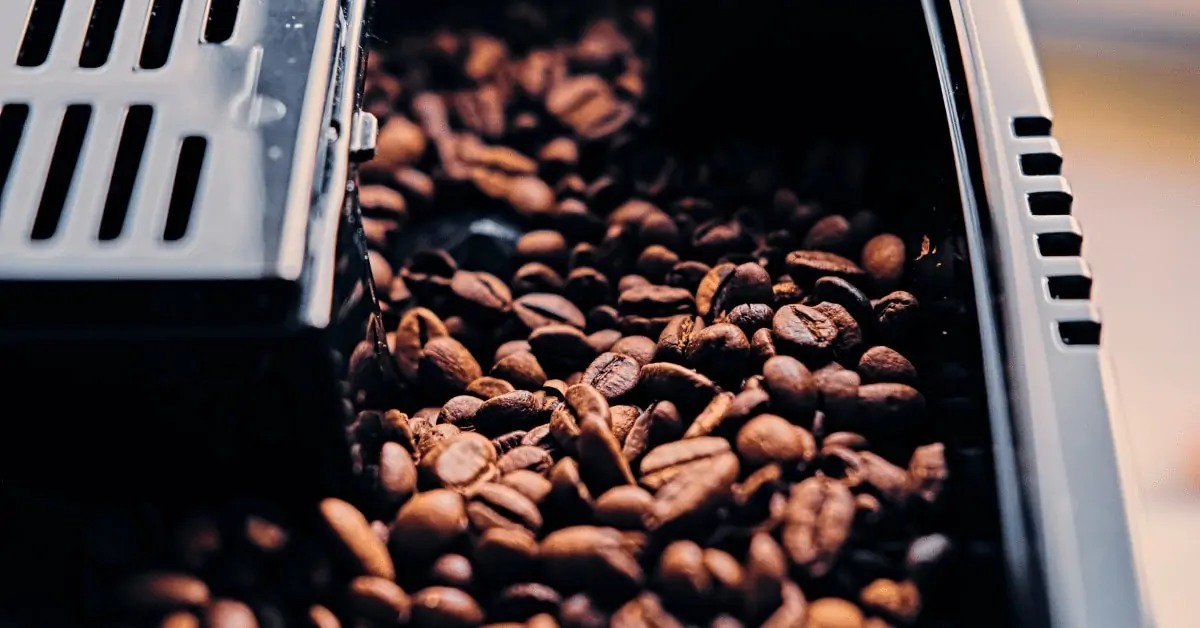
[1058, 321, 1102, 346]
[79, 0, 125, 68]
[138, 0, 184, 70]
[1013, 116, 1052, 137]
[163, 136, 207, 241]
[31, 105, 93, 241]
[1036, 232, 1083, 257]
[1047, 275, 1092, 300]
[0, 105, 31, 207]
[203, 0, 241, 43]
[1028, 191, 1072, 216]
[1020, 153, 1063, 176]
[17, 0, 67, 68]
[98, 106, 154, 241]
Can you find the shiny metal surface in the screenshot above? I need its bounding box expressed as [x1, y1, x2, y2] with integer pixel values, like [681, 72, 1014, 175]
[0, 0, 343, 284]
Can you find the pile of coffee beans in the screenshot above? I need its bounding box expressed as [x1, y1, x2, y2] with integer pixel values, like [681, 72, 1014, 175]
[70, 2, 995, 627]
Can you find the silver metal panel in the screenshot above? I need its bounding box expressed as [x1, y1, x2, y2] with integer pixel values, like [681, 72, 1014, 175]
[940, 0, 1149, 626]
[0, 0, 340, 281]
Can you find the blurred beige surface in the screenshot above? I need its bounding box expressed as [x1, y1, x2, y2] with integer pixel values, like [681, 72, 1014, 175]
[1032, 33, 1200, 628]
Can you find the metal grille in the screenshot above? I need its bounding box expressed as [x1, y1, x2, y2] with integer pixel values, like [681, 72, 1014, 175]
[0, 0, 340, 282]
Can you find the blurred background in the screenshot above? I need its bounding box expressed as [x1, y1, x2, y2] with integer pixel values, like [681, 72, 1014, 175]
[1021, 0, 1199, 625]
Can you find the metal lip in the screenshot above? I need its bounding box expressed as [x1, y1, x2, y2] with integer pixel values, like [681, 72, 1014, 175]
[0, 0, 341, 282]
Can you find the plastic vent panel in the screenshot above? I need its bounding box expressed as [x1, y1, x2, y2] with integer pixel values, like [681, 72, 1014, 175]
[0, 0, 340, 283]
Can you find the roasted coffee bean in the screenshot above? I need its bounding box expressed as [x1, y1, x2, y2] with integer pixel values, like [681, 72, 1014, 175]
[586, 304, 621, 332]
[612, 593, 684, 627]
[725, 303, 775, 338]
[857, 346, 918, 387]
[529, 324, 598, 373]
[467, 482, 543, 534]
[474, 391, 543, 437]
[559, 593, 610, 628]
[736, 414, 817, 468]
[636, 245, 680, 283]
[686, 384, 770, 440]
[760, 355, 818, 423]
[418, 433, 499, 494]
[782, 477, 855, 578]
[618, 273, 652, 293]
[500, 470, 553, 505]
[802, 215, 854, 255]
[853, 383, 926, 441]
[750, 328, 777, 365]
[491, 431, 528, 456]
[618, 285, 695, 319]
[513, 263, 566, 296]
[812, 301, 865, 365]
[474, 527, 538, 585]
[439, 395, 486, 429]
[772, 280, 805, 307]
[378, 443, 418, 513]
[540, 526, 644, 599]
[622, 401, 683, 464]
[655, 540, 713, 612]
[488, 582, 563, 622]
[684, 322, 750, 383]
[610, 335, 657, 366]
[666, 261, 712, 293]
[467, 376, 516, 400]
[491, 351, 549, 390]
[578, 410, 637, 496]
[708, 263, 773, 319]
[908, 443, 947, 505]
[581, 352, 641, 402]
[683, 391, 734, 440]
[594, 486, 655, 530]
[743, 532, 788, 625]
[429, 553, 475, 590]
[513, 293, 586, 330]
[395, 308, 450, 380]
[495, 340, 533, 364]
[498, 445, 554, 474]
[118, 572, 211, 611]
[639, 362, 716, 411]
[862, 234, 907, 293]
[389, 490, 469, 564]
[609, 404, 641, 444]
[451, 270, 513, 317]
[521, 422, 555, 449]
[694, 263, 735, 318]
[813, 276, 874, 328]
[785, 250, 865, 285]
[655, 315, 705, 365]
[420, 337, 484, 395]
[772, 304, 839, 365]
[550, 384, 611, 454]
[644, 448, 739, 534]
[345, 576, 413, 625]
[587, 329, 623, 354]
[806, 598, 866, 628]
[410, 587, 485, 628]
[874, 291, 921, 347]
[417, 424, 462, 459]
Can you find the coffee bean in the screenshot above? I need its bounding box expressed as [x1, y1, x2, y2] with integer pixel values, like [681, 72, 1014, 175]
[782, 477, 855, 578]
[488, 582, 563, 622]
[520, 422, 556, 449]
[636, 245, 680, 283]
[689, 384, 770, 440]
[395, 308, 450, 380]
[812, 302, 865, 365]
[618, 273, 652, 293]
[609, 404, 641, 444]
[802, 215, 854, 255]
[622, 401, 683, 464]
[550, 384, 611, 454]
[760, 356, 818, 422]
[428, 553, 474, 590]
[618, 285, 695, 319]
[540, 526, 644, 599]
[806, 598, 865, 628]
[853, 383, 926, 440]
[586, 304, 621, 332]
[529, 324, 598, 373]
[500, 470, 553, 504]
[862, 234, 907, 293]
[586, 329, 623, 354]
[513, 293, 586, 331]
[644, 448, 738, 533]
[118, 572, 211, 611]
[516, 230, 570, 270]
[594, 486, 655, 530]
[581, 352, 641, 402]
[467, 376, 517, 400]
[306, 606, 339, 628]
[736, 415, 816, 468]
[474, 391, 543, 437]
[451, 270, 513, 317]
[418, 433, 499, 494]
[638, 363, 716, 412]
[759, 581, 807, 628]
[474, 527, 538, 585]
[545, 75, 634, 140]
[857, 346, 918, 387]
[513, 263, 566, 296]
[410, 587, 485, 628]
[379, 442, 418, 512]
[497, 445, 554, 474]
[772, 304, 838, 366]
[439, 395, 486, 429]
[743, 532, 787, 625]
[784, 250, 865, 285]
[655, 540, 712, 611]
[813, 276, 874, 328]
[420, 336, 484, 395]
[655, 315, 705, 365]
[345, 576, 413, 625]
[578, 411, 637, 496]
[874, 291, 920, 348]
[709, 263, 773, 319]
[750, 328, 777, 365]
[684, 322, 750, 383]
[467, 482, 543, 534]
[495, 340, 533, 364]
[612, 593, 683, 628]
[725, 303, 775, 338]
[908, 443, 947, 506]
[491, 351, 549, 390]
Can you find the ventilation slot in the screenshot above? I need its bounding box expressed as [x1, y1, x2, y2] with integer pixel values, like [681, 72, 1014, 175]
[138, 0, 184, 70]
[1036, 232, 1083, 257]
[1013, 116, 1052, 137]
[1028, 191, 1072, 216]
[163, 136, 207, 242]
[1020, 153, 1063, 176]
[1047, 275, 1092, 300]
[0, 105, 31, 206]
[1058, 321, 1102, 346]
[203, 0, 240, 43]
[17, 0, 67, 68]
[98, 106, 154, 241]
[31, 105, 93, 241]
[79, 0, 125, 68]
